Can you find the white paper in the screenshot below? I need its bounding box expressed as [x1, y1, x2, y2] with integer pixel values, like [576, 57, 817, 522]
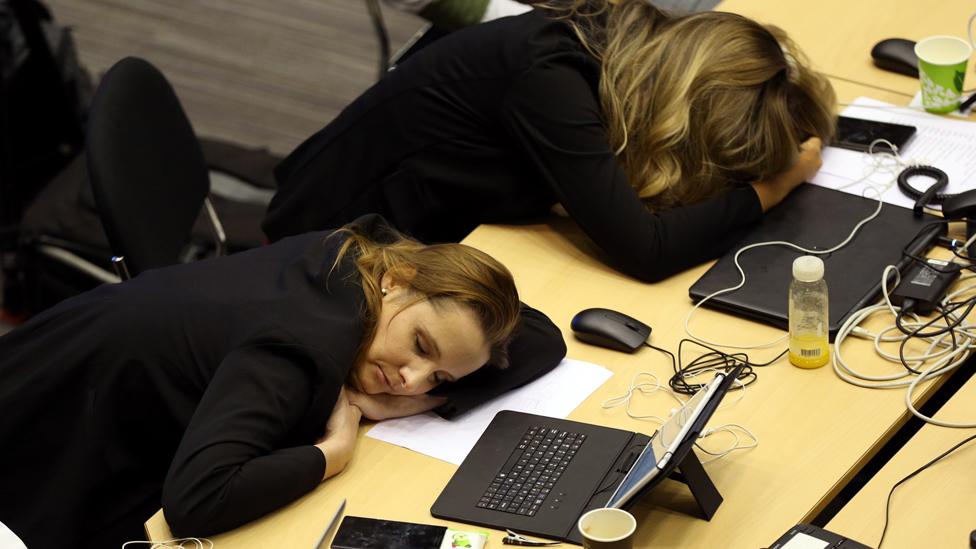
[366, 358, 613, 465]
[909, 91, 972, 118]
[780, 532, 830, 549]
[811, 96, 976, 210]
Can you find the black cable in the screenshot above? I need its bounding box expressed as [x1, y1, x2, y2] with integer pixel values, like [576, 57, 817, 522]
[897, 303, 958, 373]
[895, 297, 974, 374]
[647, 339, 786, 396]
[896, 165, 951, 205]
[901, 221, 976, 274]
[902, 298, 974, 338]
[877, 432, 976, 548]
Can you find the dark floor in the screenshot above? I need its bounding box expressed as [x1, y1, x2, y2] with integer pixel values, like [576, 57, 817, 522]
[44, 0, 427, 156]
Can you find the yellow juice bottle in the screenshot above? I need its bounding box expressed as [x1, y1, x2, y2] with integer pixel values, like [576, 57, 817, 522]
[788, 256, 829, 369]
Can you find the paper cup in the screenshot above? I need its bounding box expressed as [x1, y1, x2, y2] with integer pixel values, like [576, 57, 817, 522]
[915, 35, 972, 113]
[577, 508, 637, 549]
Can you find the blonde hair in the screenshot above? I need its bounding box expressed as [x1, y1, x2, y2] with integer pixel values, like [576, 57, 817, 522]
[540, 0, 836, 208]
[332, 225, 521, 369]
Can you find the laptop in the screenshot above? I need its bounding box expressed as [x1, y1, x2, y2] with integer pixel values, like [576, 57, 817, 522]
[689, 184, 943, 338]
[431, 366, 741, 544]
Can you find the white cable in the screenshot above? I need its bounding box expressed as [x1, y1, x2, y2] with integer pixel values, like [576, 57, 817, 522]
[832, 263, 976, 388]
[905, 357, 976, 428]
[832, 254, 976, 427]
[601, 372, 681, 423]
[695, 423, 759, 464]
[122, 539, 214, 549]
[685, 140, 904, 350]
[603, 368, 757, 463]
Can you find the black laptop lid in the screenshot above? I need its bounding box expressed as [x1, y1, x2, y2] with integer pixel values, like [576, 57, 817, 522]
[689, 184, 942, 337]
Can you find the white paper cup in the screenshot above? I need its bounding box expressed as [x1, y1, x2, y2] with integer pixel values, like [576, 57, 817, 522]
[577, 508, 637, 549]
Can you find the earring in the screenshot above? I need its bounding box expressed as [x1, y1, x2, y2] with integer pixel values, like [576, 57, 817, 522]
[381, 287, 388, 296]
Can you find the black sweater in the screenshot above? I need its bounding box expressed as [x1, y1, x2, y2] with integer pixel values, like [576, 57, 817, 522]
[264, 10, 763, 282]
[0, 215, 565, 548]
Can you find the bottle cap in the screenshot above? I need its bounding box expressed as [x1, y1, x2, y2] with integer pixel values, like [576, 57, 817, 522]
[793, 255, 824, 282]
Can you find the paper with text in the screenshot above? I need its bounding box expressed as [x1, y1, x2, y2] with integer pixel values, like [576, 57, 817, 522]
[366, 358, 613, 465]
[812, 96, 976, 210]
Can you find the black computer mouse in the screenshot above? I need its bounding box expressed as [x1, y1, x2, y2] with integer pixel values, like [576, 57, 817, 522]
[570, 308, 651, 353]
[871, 38, 919, 78]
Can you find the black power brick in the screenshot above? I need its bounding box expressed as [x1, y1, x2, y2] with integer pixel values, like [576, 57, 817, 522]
[890, 259, 961, 315]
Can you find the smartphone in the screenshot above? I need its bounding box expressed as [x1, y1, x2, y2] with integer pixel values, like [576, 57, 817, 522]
[331, 517, 445, 549]
[330, 516, 488, 549]
[833, 116, 917, 153]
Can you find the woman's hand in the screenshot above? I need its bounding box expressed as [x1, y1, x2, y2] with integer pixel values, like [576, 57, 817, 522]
[315, 388, 363, 480]
[346, 386, 447, 421]
[751, 137, 823, 212]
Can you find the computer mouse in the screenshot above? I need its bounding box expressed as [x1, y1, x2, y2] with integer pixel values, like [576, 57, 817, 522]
[871, 38, 919, 78]
[570, 308, 651, 353]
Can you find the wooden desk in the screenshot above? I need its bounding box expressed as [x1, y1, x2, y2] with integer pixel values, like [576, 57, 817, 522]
[148, 221, 956, 548]
[147, 1, 976, 546]
[826, 374, 976, 549]
[717, 0, 976, 105]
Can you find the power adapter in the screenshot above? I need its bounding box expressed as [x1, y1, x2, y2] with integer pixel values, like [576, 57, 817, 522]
[890, 258, 960, 315]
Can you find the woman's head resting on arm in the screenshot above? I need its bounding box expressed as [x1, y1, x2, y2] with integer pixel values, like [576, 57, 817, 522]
[335, 229, 522, 397]
[543, 0, 837, 207]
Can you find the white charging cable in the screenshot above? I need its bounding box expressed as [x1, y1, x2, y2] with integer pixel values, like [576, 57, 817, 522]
[695, 423, 760, 464]
[602, 369, 759, 462]
[122, 539, 214, 549]
[832, 261, 976, 428]
[601, 372, 682, 423]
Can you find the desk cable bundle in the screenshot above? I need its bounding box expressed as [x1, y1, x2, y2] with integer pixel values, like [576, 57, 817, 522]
[601, 340, 760, 464]
[833, 248, 976, 429]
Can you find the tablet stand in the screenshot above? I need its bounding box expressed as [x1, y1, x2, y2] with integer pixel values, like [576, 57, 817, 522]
[663, 447, 723, 520]
[620, 435, 725, 523]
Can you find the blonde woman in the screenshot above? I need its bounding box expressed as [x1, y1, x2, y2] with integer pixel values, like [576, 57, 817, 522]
[265, 0, 835, 282]
[0, 215, 564, 548]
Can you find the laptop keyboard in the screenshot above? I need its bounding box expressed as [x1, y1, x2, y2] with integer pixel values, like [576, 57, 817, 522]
[476, 426, 586, 516]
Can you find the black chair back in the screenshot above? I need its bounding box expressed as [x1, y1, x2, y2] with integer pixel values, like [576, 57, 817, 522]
[87, 56, 209, 276]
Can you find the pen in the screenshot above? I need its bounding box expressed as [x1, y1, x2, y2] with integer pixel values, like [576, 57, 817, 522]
[503, 529, 561, 546]
[959, 93, 976, 114]
[314, 498, 346, 549]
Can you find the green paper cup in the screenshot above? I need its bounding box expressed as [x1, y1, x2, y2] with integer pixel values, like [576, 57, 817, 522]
[915, 35, 972, 113]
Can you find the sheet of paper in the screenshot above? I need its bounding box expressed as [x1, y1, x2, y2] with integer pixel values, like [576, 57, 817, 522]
[366, 358, 613, 465]
[811, 96, 976, 210]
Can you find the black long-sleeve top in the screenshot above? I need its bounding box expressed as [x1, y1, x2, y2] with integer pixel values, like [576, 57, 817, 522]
[0, 215, 565, 549]
[264, 9, 763, 282]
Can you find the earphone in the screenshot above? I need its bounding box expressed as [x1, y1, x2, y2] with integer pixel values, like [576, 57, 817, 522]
[122, 538, 214, 549]
[601, 363, 759, 463]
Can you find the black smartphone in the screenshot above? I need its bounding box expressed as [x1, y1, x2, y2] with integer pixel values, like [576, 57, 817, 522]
[330, 516, 445, 549]
[833, 116, 917, 153]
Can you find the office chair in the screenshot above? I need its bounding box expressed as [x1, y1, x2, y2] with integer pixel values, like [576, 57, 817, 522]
[87, 56, 233, 279]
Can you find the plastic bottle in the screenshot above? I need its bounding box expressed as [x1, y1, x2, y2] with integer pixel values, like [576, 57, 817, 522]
[788, 255, 829, 368]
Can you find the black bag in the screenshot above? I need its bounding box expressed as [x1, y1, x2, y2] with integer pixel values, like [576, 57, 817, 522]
[1, 0, 93, 315]
[1, 0, 92, 229]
